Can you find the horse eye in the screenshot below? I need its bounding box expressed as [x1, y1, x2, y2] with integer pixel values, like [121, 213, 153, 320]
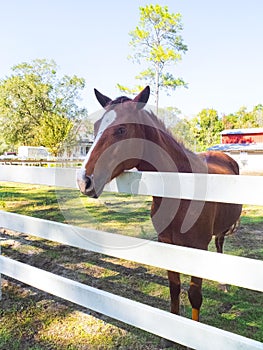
[115, 126, 127, 136]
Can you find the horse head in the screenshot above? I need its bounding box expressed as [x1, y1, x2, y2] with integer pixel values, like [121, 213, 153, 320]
[77, 86, 150, 198]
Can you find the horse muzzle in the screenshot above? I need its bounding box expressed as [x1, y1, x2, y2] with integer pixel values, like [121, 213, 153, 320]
[76, 170, 98, 198]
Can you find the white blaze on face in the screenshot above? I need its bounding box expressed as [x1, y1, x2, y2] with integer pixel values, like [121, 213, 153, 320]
[82, 109, 117, 170]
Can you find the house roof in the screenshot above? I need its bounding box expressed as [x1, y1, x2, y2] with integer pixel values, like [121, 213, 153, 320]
[221, 128, 263, 135]
[208, 143, 263, 152]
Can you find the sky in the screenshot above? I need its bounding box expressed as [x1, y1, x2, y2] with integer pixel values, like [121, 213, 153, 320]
[1, 0, 263, 117]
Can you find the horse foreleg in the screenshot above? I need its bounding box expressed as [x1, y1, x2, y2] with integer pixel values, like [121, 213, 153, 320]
[167, 271, 181, 315]
[188, 276, 203, 321]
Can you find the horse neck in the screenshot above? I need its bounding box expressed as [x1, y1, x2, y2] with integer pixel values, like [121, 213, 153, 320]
[136, 115, 206, 173]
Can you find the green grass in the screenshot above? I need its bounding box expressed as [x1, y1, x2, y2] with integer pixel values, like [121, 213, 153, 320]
[0, 182, 263, 349]
[241, 205, 263, 225]
[0, 182, 155, 238]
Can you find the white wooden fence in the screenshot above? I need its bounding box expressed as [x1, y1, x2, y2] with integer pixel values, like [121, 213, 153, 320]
[0, 165, 262, 349]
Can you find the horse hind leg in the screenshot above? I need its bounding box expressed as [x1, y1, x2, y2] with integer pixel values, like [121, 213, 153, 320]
[215, 231, 229, 292]
[188, 276, 203, 322]
[215, 219, 240, 254]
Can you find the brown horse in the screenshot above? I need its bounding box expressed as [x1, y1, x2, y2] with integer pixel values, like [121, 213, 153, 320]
[77, 86, 242, 323]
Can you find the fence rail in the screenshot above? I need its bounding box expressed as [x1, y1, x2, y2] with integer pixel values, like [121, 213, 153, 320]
[0, 160, 83, 169]
[0, 165, 263, 205]
[1, 255, 262, 350]
[0, 165, 263, 349]
[1, 211, 262, 292]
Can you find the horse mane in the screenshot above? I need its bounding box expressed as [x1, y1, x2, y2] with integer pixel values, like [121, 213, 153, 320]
[107, 94, 168, 133]
[108, 96, 132, 106]
[108, 94, 193, 155]
[145, 109, 171, 135]
[143, 109, 194, 154]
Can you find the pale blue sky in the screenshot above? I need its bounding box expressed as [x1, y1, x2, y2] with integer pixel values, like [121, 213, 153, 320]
[1, 0, 263, 116]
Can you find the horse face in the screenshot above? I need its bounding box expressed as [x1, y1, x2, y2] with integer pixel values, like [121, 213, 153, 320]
[77, 87, 150, 198]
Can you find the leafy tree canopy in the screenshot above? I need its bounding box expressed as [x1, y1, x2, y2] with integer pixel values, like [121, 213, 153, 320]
[169, 104, 263, 152]
[0, 59, 88, 155]
[117, 4, 187, 112]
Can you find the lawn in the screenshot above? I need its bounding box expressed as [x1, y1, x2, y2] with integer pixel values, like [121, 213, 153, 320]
[0, 182, 263, 349]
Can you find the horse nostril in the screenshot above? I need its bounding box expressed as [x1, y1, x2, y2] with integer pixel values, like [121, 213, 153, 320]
[76, 170, 95, 196]
[85, 175, 93, 192]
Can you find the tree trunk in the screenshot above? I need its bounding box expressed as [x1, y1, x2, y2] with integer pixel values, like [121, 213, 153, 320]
[155, 64, 160, 115]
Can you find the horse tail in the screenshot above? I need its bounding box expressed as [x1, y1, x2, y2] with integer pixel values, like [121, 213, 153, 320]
[225, 218, 240, 236]
[231, 159, 240, 175]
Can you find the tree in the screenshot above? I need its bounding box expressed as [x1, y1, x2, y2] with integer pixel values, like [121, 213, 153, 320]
[222, 105, 263, 131]
[158, 106, 182, 128]
[117, 4, 187, 112]
[170, 117, 197, 151]
[253, 104, 263, 126]
[36, 113, 73, 156]
[192, 109, 223, 151]
[236, 106, 262, 128]
[221, 113, 239, 130]
[0, 59, 88, 155]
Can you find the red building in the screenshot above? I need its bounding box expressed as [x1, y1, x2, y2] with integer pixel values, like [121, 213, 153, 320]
[208, 128, 263, 174]
[221, 128, 263, 144]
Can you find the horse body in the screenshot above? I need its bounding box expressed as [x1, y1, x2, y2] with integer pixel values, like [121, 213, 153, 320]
[199, 151, 242, 245]
[77, 86, 242, 324]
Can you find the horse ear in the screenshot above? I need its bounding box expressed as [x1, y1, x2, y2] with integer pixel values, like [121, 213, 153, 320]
[94, 89, 112, 108]
[133, 86, 150, 110]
